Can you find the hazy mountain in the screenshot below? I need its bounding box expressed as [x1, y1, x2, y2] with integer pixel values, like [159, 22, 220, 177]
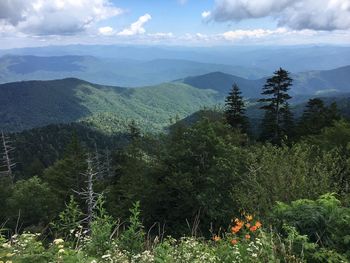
[1, 44, 350, 72]
[0, 55, 267, 86]
[179, 72, 264, 98]
[180, 65, 350, 98]
[0, 78, 219, 133]
[1, 63, 349, 133]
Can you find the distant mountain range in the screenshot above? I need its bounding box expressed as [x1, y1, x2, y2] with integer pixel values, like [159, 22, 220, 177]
[0, 55, 267, 87]
[1, 64, 349, 133]
[1, 45, 350, 72]
[180, 65, 350, 98]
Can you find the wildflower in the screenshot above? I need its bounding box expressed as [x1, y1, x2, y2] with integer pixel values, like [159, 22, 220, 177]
[2, 243, 11, 248]
[58, 244, 64, 249]
[236, 220, 244, 227]
[245, 234, 251, 240]
[53, 238, 64, 245]
[58, 248, 65, 254]
[245, 223, 251, 228]
[255, 221, 262, 229]
[250, 226, 258, 232]
[231, 226, 241, 234]
[245, 214, 253, 221]
[213, 235, 221, 242]
[231, 239, 238, 245]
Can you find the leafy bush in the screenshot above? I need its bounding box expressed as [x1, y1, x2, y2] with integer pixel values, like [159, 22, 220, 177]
[85, 196, 115, 257]
[51, 195, 84, 241]
[273, 193, 350, 260]
[119, 201, 146, 256]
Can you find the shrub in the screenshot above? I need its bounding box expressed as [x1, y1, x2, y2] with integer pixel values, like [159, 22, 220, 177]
[273, 193, 350, 260]
[119, 201, 146, 256]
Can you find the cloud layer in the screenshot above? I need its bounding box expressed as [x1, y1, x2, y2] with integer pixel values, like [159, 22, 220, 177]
[210, 0, 350, 30]
[0, 0, 123, 35]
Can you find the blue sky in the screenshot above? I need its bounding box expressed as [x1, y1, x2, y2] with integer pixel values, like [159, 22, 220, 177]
[0, 0, 349, 48]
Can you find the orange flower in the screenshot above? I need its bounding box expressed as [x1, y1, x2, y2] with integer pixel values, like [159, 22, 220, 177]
[231, 239, 238, 245]
[236, 220, 244, 227]
[255, 221, 262, 229]
[245, 223, 251, 228]
[250, 226, 258, 232]
[245, 234, 251, 239]
[213, 235, 221, 242]
[231, 226, 241, 234]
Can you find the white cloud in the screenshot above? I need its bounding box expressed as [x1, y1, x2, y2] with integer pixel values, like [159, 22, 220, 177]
[118, 14, 152, 36]
[0, 0, 123, 35]
[222, 28, 288, 40]
[148, 32, 174, 38]
[98, 26, 114, 36]
[201, 11, 211, 19]
[210, 0, 350, 30]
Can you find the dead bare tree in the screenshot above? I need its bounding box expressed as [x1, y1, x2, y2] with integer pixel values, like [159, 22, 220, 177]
[0, 130, 16, 183]
[74, 153, 101, 229]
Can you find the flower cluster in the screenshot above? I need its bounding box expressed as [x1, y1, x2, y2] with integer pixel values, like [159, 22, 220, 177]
[229, 214, 262, 245]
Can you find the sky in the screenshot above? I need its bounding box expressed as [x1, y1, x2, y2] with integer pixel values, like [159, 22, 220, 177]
[0, 0, 350, 48]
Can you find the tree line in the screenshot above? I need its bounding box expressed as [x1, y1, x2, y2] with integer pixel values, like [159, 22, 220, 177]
[225, 68, 340, 144]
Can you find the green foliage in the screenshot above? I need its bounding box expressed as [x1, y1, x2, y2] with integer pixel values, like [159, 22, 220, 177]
[273, 194, 350, 258]
[0, 79, 219, 133]
[259, 68, 294, 144]
[6, 176, 57, 230]
[42, 137, 87, 211]
[297, 99, 340, 138]
[233, 143, 341, 216]
[224, 83, 249, 133]
[119, 201, 146, 255]
[85, 196, 115, 257]
[51, 195, 84, 241]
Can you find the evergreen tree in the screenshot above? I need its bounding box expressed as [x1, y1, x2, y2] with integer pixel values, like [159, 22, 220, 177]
[281, 102, 295, 140]
[297, 99, 340, 137]
[259, 68, 293, 144]
[224, 83, 249, 133]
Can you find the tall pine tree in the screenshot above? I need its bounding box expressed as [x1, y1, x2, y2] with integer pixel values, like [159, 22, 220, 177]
[259, 68, 293, 144]
[224, 83, 249, 133]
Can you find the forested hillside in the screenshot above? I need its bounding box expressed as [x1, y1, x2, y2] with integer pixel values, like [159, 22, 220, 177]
[0, 78, 219, 132]
[1, 68, 350, 262]
[1, 65, 350, 134]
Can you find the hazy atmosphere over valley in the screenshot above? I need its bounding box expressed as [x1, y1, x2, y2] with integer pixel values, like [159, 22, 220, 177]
[1, 1, 350, 262]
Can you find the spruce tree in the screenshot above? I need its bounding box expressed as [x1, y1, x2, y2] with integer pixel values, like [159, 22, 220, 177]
[224, 83, 249, 133]
[281, 102, 295, 140]
[259, 68, 293, 144]
[297, 98, 340, 137]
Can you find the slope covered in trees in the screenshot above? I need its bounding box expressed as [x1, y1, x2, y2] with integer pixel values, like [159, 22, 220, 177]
[0, 78, 219, 132]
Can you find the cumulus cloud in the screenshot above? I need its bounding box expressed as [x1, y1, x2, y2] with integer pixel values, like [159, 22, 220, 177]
[210, 0, 350, 30]
[0, 0, 123, 35]
[118, 14, 152, 36]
